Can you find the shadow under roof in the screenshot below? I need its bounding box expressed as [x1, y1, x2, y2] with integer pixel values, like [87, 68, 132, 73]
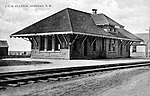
[10, 8, 142, 42]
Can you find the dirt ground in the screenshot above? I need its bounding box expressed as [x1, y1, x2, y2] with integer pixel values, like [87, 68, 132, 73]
[101, 67, 150, 96]
[0, 67, 150, 96]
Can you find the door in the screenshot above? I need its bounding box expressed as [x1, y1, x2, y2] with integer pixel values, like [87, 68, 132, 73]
[120, 44, 123, 56]
[84, 40, 87, 56]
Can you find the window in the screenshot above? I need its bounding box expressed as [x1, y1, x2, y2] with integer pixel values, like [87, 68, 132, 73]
[112, 39, 115, 51]
[30, 38, 34, 49]
[93, 40, 96, 51]
[104, 29, 107, 32]
[54, 36, 60, 51]
[47, 36, 52, 51]
[40, 35, 61, 51]
[132, 46, 136, 53]
[114, 28, 117, 32]
[109, 39, 116, 52]
[40, 37, 45, 51]
[73, 41, 77, 51]
[102, 38, 105, 52]
[109, 39, 111, 51]
[109, 28, 112, 32]
[120, 44, 123, 55]
[126, 45, 128, 52]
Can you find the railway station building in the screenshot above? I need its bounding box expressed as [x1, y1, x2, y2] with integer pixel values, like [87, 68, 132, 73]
[10, 8, 143, 59]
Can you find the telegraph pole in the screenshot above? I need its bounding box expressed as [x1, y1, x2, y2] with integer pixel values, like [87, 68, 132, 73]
[149, 27, 150, 57]
[146, 27, 150, 57]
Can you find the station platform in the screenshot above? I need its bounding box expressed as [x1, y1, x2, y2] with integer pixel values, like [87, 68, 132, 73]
[0, 58, 150, 73]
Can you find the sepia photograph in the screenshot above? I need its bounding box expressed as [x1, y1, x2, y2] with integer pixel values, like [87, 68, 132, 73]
[0, 0, 150, 96]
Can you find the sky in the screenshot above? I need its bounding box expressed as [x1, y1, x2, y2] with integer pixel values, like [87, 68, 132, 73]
[0, 0, 150, 51]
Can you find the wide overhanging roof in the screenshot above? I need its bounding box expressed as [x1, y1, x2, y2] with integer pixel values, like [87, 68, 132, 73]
[10, 8, 142, 42]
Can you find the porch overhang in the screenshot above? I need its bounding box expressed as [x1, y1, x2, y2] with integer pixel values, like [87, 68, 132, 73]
[10, 31, 142, 42]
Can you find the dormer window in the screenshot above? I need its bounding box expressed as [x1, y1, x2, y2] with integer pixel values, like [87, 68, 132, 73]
[115, 26, 120, 29]
[109, 28, 112, 32]
[114, 28, 118, 33]
[98, 25, 118, 33]
[109, 27, 114, 32]
[104, 29, 107, 32]
[108, 26, 118, 33]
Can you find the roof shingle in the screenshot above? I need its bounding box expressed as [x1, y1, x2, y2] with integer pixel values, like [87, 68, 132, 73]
[11, 8, 115, 38]
[11, 8, 142, 42]
[91, 14, 124, 27]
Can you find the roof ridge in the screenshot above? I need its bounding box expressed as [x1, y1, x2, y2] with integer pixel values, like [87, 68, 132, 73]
[66, 7, 90, 15]
[66, 8, 73, 32]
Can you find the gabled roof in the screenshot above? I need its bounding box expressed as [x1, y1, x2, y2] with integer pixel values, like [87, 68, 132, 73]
[11, 8, 115, 38]
[0, 40, 8, 47]
[91, 13, 124, 28]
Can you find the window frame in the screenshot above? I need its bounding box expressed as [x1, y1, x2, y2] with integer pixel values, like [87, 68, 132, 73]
[108, 39, 116, 52]
[47, 36, 52, 51]
[39, 35, 61, 52]
[40, 36, 45, 51]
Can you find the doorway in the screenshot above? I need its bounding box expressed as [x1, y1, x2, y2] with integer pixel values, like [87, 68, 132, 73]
[120, 44, 123, 56]
[84, 40, 87, 56]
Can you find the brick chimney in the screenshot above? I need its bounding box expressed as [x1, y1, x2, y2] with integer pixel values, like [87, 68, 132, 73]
[92, 9, 97, 14]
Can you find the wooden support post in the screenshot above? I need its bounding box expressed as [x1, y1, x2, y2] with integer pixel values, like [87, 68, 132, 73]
[146, 41, 148, 57]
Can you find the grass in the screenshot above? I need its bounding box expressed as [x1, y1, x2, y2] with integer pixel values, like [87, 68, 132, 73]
[0, 60, 51, 66]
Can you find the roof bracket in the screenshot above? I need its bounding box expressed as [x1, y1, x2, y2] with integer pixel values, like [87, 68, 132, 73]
[32, 37, 38, 46]
[71, 34, 79, 45]
[28, 38, 32, 43]
[23, 38, 30, 42]
[119, 40, 125, 46]
[62, 34, 69, 45]
[56, 35, 62, 45]
[64, 34, 70, 44]
[124, 41, 130, 46]
[77, 35, 84, 39]
[130, 42, 134, 46]
[91, 38, 97, 45]
[81, 36, 88, 45]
